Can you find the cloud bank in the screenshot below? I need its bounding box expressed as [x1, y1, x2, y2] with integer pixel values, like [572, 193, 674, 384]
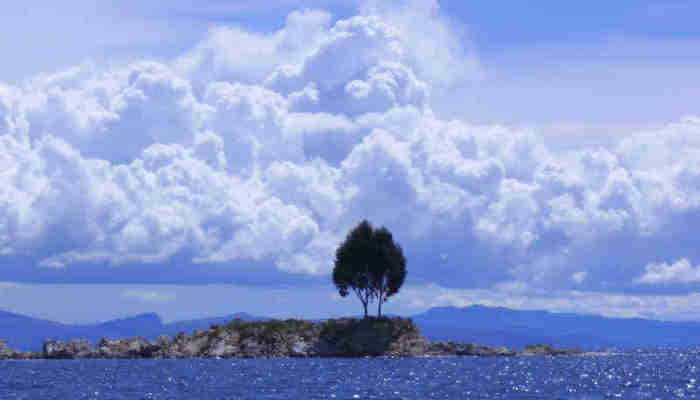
[636, 259, 700, 285]
[1, 1, 699, 298]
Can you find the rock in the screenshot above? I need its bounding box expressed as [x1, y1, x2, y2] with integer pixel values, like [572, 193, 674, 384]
[425, 341, 516, 357]
[43, 339, 92, 359]
[96, 337, 160, 358]
[153, 334, 172, 357]
[388, 327, 427, 356]
[207, 333, 240, 358]
[316, 317, 427, 357]
[463, 344, 515, 356]
[156, 334, 172, 348]
[239, 337, 264, 357]
[290, 339, 313, 357]
[124, 317, 428, 358]
[205, 330, 240, 357]
[12, 352, 40, 360]
[0, 339, 17, 359]
[183, 334, 210, 357]
[23, 317, 587, 359]
[164, 331, 204, 358]
[519, 344, 582, 356]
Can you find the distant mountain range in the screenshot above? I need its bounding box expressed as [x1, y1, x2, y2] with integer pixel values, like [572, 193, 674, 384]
[3, 305, 700, 351]
[412, 305, 700, 350]
[0, 310, 265, 351]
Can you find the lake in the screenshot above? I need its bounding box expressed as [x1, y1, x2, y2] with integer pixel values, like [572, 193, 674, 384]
[1, 351, 697, 399]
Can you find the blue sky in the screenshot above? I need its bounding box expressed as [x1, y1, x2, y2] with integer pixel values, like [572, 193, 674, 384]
[2, 0, 700, 324]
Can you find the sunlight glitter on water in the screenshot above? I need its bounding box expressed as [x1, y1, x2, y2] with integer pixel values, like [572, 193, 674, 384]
[0, 351, 698, 399]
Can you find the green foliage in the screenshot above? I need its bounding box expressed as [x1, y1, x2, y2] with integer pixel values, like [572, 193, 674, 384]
[525, 344, 554, 352]
[318, 317, 417, 356]
[333, 220, 407, 317]
[223, 318, 316, 342]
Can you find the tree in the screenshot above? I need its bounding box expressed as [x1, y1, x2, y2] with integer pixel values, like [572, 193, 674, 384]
[332, 220, 407, 318]
[371, 226, 407, 317]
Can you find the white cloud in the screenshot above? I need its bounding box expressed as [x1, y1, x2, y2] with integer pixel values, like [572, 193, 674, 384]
[358, 0, 481, 87]
[266, 14, 405, 94]
[636, 259, 700, 285]
[572, 271, 587, 283]
[176, 9, 332, 85]
[343, 62, 428, 116]
[1, 3, 700, 298]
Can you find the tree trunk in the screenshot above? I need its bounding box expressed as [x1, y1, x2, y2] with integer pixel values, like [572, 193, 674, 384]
[363, 301, 368, 318]
[377, 278, 386, 317]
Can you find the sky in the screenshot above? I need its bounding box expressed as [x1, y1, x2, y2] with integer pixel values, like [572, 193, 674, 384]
[2, 0, 700, 324]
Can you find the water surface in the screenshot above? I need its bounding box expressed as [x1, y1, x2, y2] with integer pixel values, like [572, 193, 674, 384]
[1, 351, 698, 399]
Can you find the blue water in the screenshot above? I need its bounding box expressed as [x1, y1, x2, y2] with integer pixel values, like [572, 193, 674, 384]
[1, 351, 698, 399]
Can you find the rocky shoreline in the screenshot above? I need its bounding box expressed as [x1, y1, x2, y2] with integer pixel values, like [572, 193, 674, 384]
[0, 317, 581, 359]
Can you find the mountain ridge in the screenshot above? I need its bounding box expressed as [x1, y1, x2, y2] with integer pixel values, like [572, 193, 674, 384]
[3, 305, 700, 351]
[411, 305, 700, 349]
[0, 310, 268, 350]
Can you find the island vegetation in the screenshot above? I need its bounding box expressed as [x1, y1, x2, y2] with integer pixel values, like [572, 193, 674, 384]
[0, 317, 582, 359]
[0, 219, 582, 359]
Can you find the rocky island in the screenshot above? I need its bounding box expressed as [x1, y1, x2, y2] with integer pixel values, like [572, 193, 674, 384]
[0, 317, 580, 359]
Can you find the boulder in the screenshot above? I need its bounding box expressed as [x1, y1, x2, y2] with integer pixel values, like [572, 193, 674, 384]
[207, 339, 239, 357]
[43, 339, 92, 358]
[239, 337, 264, 357]
[156, 334, 172, 347]
[425, 341, 516, 356]
[289, 340, 312, 357]
[183, 334, 210, 357]
[206, 330, 240, 357]
[96, 337, 160, 358]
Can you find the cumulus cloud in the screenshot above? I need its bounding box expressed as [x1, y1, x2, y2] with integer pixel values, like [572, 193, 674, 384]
[359, 0, 481, 87]
[1, 2, 700, 297]
[176, 9, 332, 85]
[636, 259, 700, 285]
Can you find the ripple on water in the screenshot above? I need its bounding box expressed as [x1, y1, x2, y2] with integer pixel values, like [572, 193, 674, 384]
[0, 351, 698, 399]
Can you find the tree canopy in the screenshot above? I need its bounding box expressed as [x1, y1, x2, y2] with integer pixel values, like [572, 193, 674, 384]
[332, 220, 407, 318]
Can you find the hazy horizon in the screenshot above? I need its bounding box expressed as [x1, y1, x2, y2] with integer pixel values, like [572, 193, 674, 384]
[6, 302, 700, 326]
